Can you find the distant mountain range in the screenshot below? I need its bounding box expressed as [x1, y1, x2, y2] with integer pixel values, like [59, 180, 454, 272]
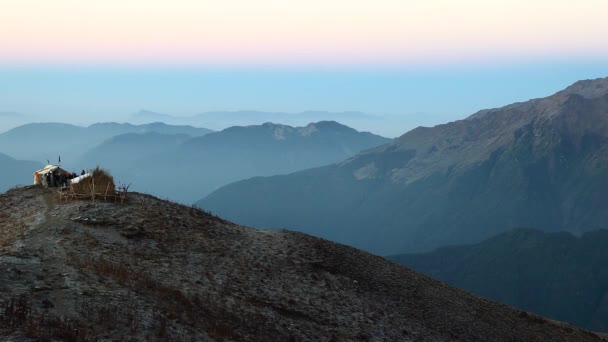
[79, 121, 390, 203]
[0, 122, 212, 166]
[131, 109, 379, 129]
[0, 120, 387, 202]
[199, 77, 608, 255]
[129, 109, 433, 138]
[389, 228, 608, 332]
[0, 153, 42, 192]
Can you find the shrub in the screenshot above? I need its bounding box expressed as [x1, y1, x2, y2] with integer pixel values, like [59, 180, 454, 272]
[71, 167, 116, 196]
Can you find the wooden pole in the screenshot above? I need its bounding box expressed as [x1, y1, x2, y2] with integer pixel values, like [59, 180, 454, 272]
[104, 183, 110, 202]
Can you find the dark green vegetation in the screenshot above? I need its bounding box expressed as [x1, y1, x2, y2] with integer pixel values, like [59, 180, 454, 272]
[200, 77, 608, 255]
[0, 153, 41, 193]
[389, 228, 608, 332]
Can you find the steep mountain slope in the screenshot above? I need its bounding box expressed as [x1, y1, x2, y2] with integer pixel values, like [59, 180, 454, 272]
[389, 228, 608, 332]
[93, 121, 390, 203]
[200, 77, 608, 255]
[0, 153, 41, 193]
[0, 122, 212, 165]
[0, 186, 604, 341]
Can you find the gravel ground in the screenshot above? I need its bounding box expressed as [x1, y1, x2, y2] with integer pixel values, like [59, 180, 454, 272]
[0, 186, 605, 341]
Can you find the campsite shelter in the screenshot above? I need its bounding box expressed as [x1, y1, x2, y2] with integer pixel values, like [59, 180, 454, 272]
[33, 165, 69, 186]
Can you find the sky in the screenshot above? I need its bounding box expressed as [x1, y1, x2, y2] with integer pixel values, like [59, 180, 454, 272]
[1, 0, 608, 136]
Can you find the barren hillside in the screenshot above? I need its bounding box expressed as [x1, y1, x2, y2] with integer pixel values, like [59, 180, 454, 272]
[0, 186, 604, 341]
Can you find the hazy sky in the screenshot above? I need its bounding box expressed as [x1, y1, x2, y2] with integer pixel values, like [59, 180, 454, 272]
[1, 0, 607, 136]
[2, 0, 607, 66]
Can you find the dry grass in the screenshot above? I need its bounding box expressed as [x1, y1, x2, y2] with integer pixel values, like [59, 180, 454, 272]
[0, 295, 95, 342]
[71, 167, 116, 197]
[68, 255, 207, 340]
[0, 204, 36, 249]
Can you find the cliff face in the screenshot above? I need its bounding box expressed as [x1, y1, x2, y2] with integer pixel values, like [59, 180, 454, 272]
[200, 77, 608, 254]
[0, 186, 605, 341]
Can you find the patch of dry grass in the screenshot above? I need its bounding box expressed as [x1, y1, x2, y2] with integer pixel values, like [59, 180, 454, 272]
[0, 205, 36, 249]
[71, 167, 116, 196]
[0, 295, 95, 341]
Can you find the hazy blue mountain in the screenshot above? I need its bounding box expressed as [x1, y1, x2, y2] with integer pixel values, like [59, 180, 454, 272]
[0, 122, 212, 167]
[130, 110, 175, 123]
[389, 228, 608, 332]
[130, 110, 377, 128]
[77, 132, 192, 184]
[127, 109, 419, 137]
[192, 110, 378, 129]
[0, 111, 28, 134]
[80, 121, 390, 203]
[106, 122, 211, 137]
[0, 153, 42, 192]
[199, 77, 608, 255]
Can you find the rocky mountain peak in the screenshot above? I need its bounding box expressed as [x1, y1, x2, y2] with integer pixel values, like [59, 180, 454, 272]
[558, 77, 608, 99]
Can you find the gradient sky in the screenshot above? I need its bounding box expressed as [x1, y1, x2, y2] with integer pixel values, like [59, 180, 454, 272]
[2, 0, 608, 66]
[1, 1, 607, 136]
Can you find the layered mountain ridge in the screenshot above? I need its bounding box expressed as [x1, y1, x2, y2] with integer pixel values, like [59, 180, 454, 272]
[83, 121, 389, 203]
[200, 77, 608, 254]
[0, 122, 213, 165]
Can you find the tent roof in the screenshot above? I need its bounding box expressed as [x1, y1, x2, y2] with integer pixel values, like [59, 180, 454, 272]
[35, 165, 67, 175]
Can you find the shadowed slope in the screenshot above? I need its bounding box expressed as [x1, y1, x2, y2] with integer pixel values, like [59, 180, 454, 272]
[390, 228, 608, 332]
[0, 186, 604, 341]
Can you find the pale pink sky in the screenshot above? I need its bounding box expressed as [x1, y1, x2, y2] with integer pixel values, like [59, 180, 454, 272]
[1, 0, 607, 66]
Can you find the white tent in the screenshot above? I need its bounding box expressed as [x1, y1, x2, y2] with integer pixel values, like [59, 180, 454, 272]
[33, 165, 69, 186]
